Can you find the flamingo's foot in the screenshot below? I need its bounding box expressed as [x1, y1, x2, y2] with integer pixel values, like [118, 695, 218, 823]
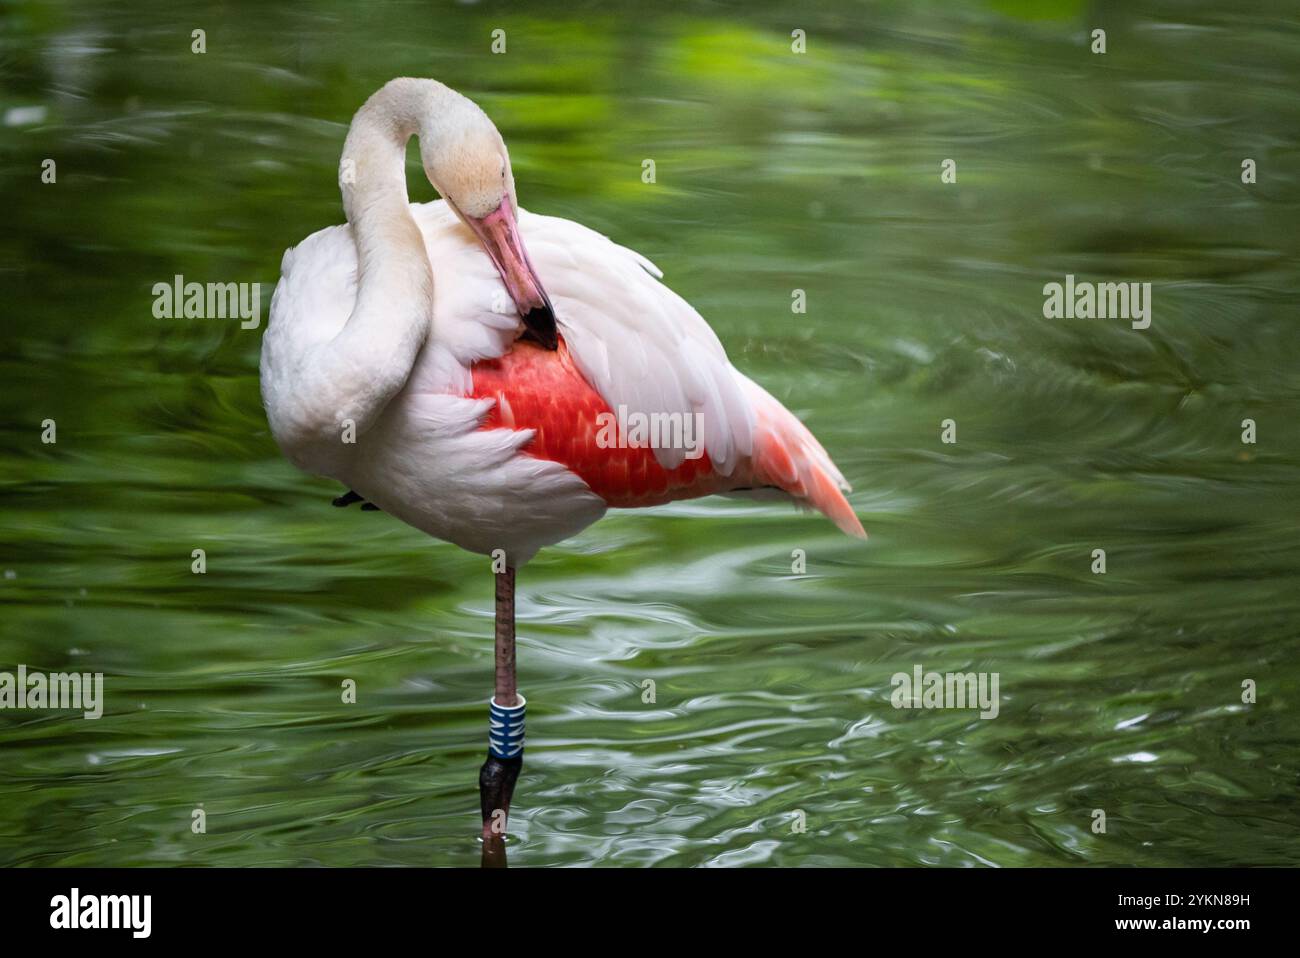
[331, 489, 382, 511]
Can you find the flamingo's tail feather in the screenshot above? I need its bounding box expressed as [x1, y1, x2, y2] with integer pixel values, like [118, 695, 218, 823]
[736, 372, 867, 540]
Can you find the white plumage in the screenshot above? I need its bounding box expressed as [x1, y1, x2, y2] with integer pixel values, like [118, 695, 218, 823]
[263, 200, 761, 563]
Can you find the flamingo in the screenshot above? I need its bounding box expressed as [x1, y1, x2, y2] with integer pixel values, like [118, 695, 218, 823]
[260, 77, 866, 851]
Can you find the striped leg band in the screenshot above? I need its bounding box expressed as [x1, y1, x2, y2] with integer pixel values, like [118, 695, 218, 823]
[488, 695, 526, 760]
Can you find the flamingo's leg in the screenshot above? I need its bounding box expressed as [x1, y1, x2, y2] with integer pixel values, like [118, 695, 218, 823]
[479, 566, 524, 844]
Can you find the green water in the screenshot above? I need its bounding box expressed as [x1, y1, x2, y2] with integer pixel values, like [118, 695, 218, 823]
[2, 0, 1298, 867]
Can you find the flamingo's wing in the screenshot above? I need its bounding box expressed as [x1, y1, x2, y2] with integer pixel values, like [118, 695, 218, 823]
[408, 201, 863, 538]
[515, 208, 756, 476]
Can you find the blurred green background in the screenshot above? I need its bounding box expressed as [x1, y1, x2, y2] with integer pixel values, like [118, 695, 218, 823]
[1, 0, 1298, 866]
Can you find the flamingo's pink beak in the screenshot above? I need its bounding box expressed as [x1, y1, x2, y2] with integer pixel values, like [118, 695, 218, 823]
[466, 202, 558, 350]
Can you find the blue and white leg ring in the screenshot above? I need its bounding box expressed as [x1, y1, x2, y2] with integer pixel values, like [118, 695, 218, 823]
[488, 695, 526, 760]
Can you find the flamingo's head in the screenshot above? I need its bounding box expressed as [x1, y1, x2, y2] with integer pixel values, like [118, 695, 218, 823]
[421, 117, 558, 350]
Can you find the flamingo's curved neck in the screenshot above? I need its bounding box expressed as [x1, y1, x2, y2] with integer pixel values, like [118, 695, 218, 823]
[340, 78, 453, 226]
[338, 78, 453, 314]
[283, 80, 465, 461]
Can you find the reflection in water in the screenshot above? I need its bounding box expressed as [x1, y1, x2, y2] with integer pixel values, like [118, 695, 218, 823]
[1, 0, 1298, 867]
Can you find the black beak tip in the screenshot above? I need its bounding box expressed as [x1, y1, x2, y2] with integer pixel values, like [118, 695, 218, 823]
[522, 305, 559, 350]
